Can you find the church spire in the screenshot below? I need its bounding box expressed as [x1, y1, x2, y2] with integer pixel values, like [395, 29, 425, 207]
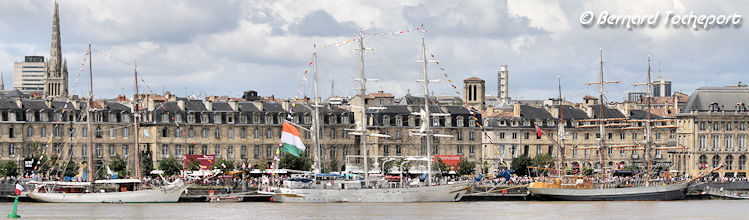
[45, 1, 68, 97]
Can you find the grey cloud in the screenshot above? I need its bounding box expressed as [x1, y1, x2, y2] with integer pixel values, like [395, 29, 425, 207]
[287, 10, 359, 36]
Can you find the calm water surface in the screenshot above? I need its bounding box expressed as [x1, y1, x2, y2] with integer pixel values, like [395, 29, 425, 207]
[1, 200, 744, 219]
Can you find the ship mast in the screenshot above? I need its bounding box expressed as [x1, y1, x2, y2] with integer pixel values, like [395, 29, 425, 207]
[584, 49, 618, 184]
[134, 61, 142, 180]
[644, 56, 654, 186]
[418, 33, 435, 186]
[312, 45, 322, 173]
[357, 29, 370, 186]
[87, 43, 95, 183]
[557, 76, 566, 174]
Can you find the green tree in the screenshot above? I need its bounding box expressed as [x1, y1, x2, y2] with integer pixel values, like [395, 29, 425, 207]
[531, 154, 555, 176]
[212, 158, 235, 172]
[158, 157, 183, 176]
[95, 159, 106, 179]
[141, 151, 155, 177]
[322, 159, 340, 173]
[457, 159, 476, 176]
[582, 167, 594, 177]
[109, 154, 128, 178]
[0, 161, 19, 177]
[432, 158, 450, 176]
[623, 165, 639, 171]
[279, 154, 313, 171]
[510, 154, 532, 176]
[397, 158, 412, 175]
[63, 160, 78, 177]
[184, 158, 202, 171]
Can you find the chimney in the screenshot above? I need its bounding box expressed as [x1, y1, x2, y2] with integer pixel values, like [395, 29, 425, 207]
[45, 97, 53, 108]
[203, 101, 213, 111]
[228, 100, 238, 111]
[281, 100, 290, 112]
[513, 102, 521, 117]
[177, 99, 185, 111]
[253, 101, 263, 111]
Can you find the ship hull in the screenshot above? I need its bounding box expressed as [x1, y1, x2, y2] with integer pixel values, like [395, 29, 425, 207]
[267, 183, 470, 203]
[28, 187, 187, 203]
[528, 182, 687, 201]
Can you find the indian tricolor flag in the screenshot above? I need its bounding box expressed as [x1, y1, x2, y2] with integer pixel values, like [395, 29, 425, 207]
[280, 122, 306, 157]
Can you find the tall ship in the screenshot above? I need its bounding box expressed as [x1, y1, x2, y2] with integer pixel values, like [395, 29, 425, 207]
[261, 28, 471, 203]
[528, 51, 720, 201]
[27, 43, 200, 203]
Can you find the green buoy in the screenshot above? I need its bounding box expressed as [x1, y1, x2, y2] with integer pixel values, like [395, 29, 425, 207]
[7, 196, 20, 218]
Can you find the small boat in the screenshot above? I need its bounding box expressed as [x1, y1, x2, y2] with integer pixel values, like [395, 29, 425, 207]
[528, 176, 687, 201]
[28, 179, 189, 203]
[208, 195, 244, 203]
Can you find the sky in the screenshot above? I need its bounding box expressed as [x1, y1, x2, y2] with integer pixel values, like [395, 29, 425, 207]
[0, 0, 747, 103]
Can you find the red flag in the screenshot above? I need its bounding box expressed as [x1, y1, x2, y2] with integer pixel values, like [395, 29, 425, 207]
[15, 183, 24, 195]
[535, 124, 542, 138]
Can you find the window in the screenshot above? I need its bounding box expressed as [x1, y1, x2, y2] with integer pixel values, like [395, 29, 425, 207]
[699, 122, 706, 131]
[457, 145, 463, 155]
[584, 149, 590, 158]
[227, 146, 234, 159]
[240, 128, 247, 139]
[573, 133, 578, 140]
[215, 146, 221, 158]
[108, 144, 115, 157]
[584, 133, 590, 140]
[655, 133, 661, 140]
[241, 145, 247, 159]
[330, 129, 336, 139]
[396, 145, 402, 156]
[699, 155, 707, 169]
[123, 128, 129, 139]
[266, 145, 272, 158]
[632, 132, 638, 140]
[96, 144, 103, 158]
[54, 143, 61, 155]
[175, 145, 182, 158]
[82, 145, 87, 157]
[188, 128, 194, 138]
[511, 145, 518, 157]
[512, 132, 518, 139]
[468, 117, 476, 127]
[699, 135, 707, 151]
[265, 115, 273, 124]
[620, 132, 625, 140]
[741, 123, 747, 131]
[608, 133, 613, 140]
[469, 146, 475, 157]
[499, 132, 505, 139]
[188, 114, 196, 123]
[395, 116, 402, 126]
[499, 146, 505, 157]
[536, 146, 542, 155]
[457, 131, 463, 141]
[395, 131, 401, 140]
[201, 145, 208, 155]
[572, 147, 578, 158]
[712, 155, 721, 168]
[469, 132, 475, 141]
[214, 128, 220, 139]
[9, 126, 15, 138]
[330, 145, 336, 159]
[713, 123, 719, 131]
[42, 127, 47, 137]
[254, 129, 260, 139]
[433, 145, 439, 155]
[161, 127, 168, 138]
[713, 135, 720, 151]
[228, 129, 234, 139]
[202, 114, 209, 123]
[123, 145, 129, 158]
[456, 117, 464, 127]
[254, 145, 260, 159]
[215, 114, 222, 124]
[740, 135, 746, 151]
[305, 131, 311, 139]
[726, 135, 734, 151]
[162, 114, 169, 123]
[188, 145, 195, 155]
[524, 132, 530, 140]
[27, 127, 33, 137]
[266, 129, 273, 139]
[161, 145, 169, 158]
[383, 145, 390, 156]
[176, 127, 182, 138]
[620, 149, 626, 157]
[727, 123, 733, 131]
[202, 128, 208, 138]
[740, 155, 747, 170]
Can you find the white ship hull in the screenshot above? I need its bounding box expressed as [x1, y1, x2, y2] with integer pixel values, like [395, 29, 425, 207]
[28, 186, 187, 203]
[268, 183, 471, 203]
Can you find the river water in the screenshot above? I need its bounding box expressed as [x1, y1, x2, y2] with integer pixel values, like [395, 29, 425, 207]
[1, 200, 743, 219]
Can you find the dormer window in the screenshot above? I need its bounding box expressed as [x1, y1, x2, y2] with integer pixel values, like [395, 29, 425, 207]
[239, 114, 247, 123]
[188, 114, 196, 123]
[395, 116, 402, 126]
[108, 113, 116, 122]
[122, 113, 130, 123]
[456, 116, 464, 127]
[201, 113, 209, 123]
[214, 114, 222, 124]
[26, 112, 33, 122]
[469, 117, 476, 127]
[383, 115, 390, 126]
[304, 115, 311, 124]
[162, 114, 169, 123]
[253, 114, 260, 124]
[265, 115, 273, 124]
[175, 114, 182, 123]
